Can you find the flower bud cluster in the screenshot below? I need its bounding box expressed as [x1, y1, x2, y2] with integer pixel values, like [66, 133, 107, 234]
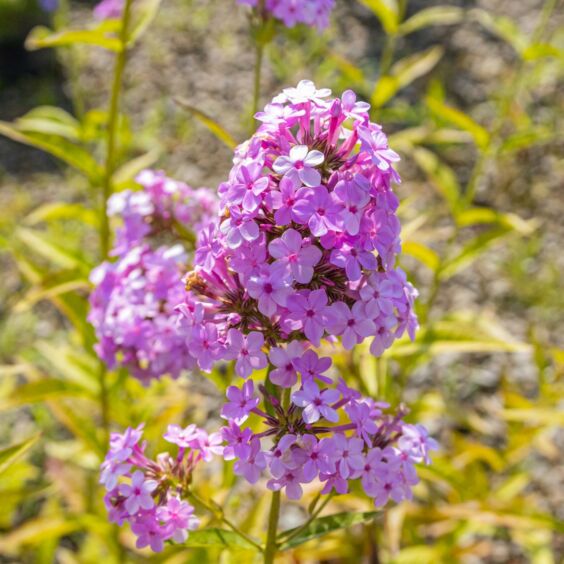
[100, 424, 223, 552]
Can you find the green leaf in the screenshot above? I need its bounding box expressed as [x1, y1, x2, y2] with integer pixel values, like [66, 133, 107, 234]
[412, 147, 461, 214]
[0, 517, 82, 555]
[499, 127, 554, 154]
[358, 0, 399, 35]
[127, 0, 163, 46]
[0, 121, 102, 179]
[0, 379, 93, 410]
[35, 341, 100, 394]
[426, 97, 490, 149]
[15, 106, 80, 141]
[440, 225, 525, 279]
[14, 278, 89, 313]
[470, 9, 529, 55]
[279, 511, 378, 550]
[112, 148, 161, 186]
[399, 6, 464, 36]
[25, 25, 122, 52]
[15, 227, 83, 270]
[174, 98, 239, 150]
[372, 46, 444, 107]
[402, 241, 440, 271]
[0, 435, 40, 475]
[455, 207, 537, 234]
[182, 528, 258, 550]
[15, 227, 84, 269]
[522, 42, 563, 61]
[25, 202, 98, 228]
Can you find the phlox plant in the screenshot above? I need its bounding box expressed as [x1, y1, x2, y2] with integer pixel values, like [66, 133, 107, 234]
[92, 78, 437, 561]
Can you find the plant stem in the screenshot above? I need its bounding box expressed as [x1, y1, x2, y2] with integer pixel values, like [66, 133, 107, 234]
[188, 492, 264, 552]
[98, 0, 134, 440]
[100, 0, 134, 259]
[251, 0, 267, 133]
[264, 490, 281, 564]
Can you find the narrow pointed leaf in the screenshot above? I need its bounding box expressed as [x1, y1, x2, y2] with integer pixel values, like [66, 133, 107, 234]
[0, 435, 40, 475]
[174, 98, 238, 150]
[25, 25, 121, 51]
[399, 6, 464, 36]
[279, 511, 378, 550]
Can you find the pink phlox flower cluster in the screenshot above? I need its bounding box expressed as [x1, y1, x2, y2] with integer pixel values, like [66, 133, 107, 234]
[89, 244, 194, 384]
[179, 82, 418, 372]
[93, 0, 123, 20]
[89, 170, 218, 383]
[100, 424, 221, 552]
[237, 0, 335, 31]
[218, 356, 438, 506]
[108, 169, 218, 256]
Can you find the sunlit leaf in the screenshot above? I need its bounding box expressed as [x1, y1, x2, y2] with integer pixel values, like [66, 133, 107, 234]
[440, 226, 527, 279]
[0, 122, 102, 179]
[15, 106, 81, 141]
[470, 9, 529, 55]
[455, 207, 537, 234]
[15, 228, 84, 270]
[0, 379, 94, 409]
[402, 241, 440, 271]
[174, 98, 238, 150]
[127, 0, 163, 46]
[522, 42, 563, 60]
[14, 278, 89, 313]
[0, 517, 82, 555]
[112, 148, 161, 186]
[372, 46, 444, 107]
[182, 528, 258, 550]
[279, 511, 378, 550]
[357, 0, 399, 35]
[412, 147, 461, 214]
[25, 202, 98, 228]
[25, 25, 121, 52]
[426, 97, 490, 149]
[399, 6, 464, 36]
[0, 435, 40, 475]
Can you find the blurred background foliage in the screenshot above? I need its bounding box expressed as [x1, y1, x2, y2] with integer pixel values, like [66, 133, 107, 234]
[0, 0, 563, 562]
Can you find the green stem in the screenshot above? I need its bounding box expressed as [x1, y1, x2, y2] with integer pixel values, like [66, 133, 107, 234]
[100, 0, 134, 259]
[98, 0, 134, 439]
[189, 492, 264, 552]
[250, 0, 267, 132]
[264, 490, 281, 564]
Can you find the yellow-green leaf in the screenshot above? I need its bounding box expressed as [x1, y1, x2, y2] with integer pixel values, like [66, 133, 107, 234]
[25, 25, 121, 52]
[0, 435, 40, 475]
[372, 46, 444, 107]
[399, 6, 464, 36]
[426, 97, 490, 149]
[174, 98, 238, 150]
[357, 0, 399, 35]
[402, 241, 440, 271]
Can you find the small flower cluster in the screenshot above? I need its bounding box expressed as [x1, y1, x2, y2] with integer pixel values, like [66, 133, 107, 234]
[94, 0, 123, 20]
[89, 171, 218, 383]
[179, 81, 418, 373]
[100, 424, 222, 552]
[220, 358, 437, 505]
[108, 169, 218, 256]
[237, 0, 335, 31]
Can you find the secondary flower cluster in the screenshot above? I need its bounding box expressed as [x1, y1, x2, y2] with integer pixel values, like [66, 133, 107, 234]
[219, 355, 437, 505]
[100, 424, 222, 552]
[237, 0, 335, 30]
[179, 81, 418, 373]
[89, 171, 218, 383]
[94, 0, 123, 20]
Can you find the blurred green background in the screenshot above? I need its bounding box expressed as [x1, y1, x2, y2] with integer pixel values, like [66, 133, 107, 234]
[0, 0, 563, 562]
